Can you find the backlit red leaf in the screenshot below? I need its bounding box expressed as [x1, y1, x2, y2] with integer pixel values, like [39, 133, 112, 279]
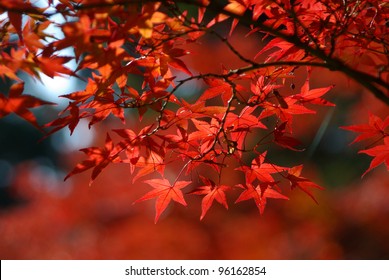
[235, 183, 288, 214]
[135, 178, 190, 223]
[64, 133, 121, 186]
[0, 83, 55, 129]
[287, 165, 324, 204]
[359, 137, 389, 177]
[342, 113, 389, 144]
[190, 176, 229, 220]
[237, 152, 288, 183]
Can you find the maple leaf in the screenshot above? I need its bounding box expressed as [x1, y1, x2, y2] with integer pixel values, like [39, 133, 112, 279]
[64, 133, 121, 186]
[121, 86, 148, 121]
[237, 152, 288, 183]
[250, 75, 283, 102]
[291, 72, 334, 106]
[273, 122, 304, 151]
[185, 151, 226, 175]
[138, 3, 167, 39]
[224, 106, 267, 154]
[341, 113, 389, 144]
[159, 126, 190, 152]
[22, 18, 49, 52]
[190, 176, 229, 220]
[225, 106, 267, 132]
[159, 42, 192, 76]
[114, 126, 164, 178]
[0, 64, 22, 81]
[8, 11, 23, 42]
[36, 56, 74, 78]
[134, 178, 190, 223]
[0, 83, 55, 129]
[44, 101, 88, 137]
[206, 0, 246, 35]
[255, 37, 305, 61]
[235, 182, 288, 214]
[132, 151, 166, 183]
[113, 128, 141, 173]
[199, 77, 245, 106]
[176, 99, 227, 121]
[86, 95, 125, 128]
[287, 165, 324, 204]
[188, 118, 220, 154]
[259, 98, 315, 125]
[60, 77, 99, 104]
[359, 137, 389, 177]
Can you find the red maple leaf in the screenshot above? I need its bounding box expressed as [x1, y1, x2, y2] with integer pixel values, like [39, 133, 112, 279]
[359, 137, 389, 177]
[0, 83, 55, 129]
[250, 75, 283, 101]
[54, 14, 111, 58]
[159, 42, 192, 76]
[60, 77, 99, 103]
[159, 126, 190, 152]
[341, 113, 389, 144]
[64, 133, 121, 186]
[176, 99, 227, 121]
[132, 151, 166, 183]
[44, 101, 88, 137]
[199, 77, 245, 106]
[86, 95, 125, 128]
[273, 121, 304, 151]
[259, 98, 315, 125]
[134, 178, 190, 223]
[255, 37, 305, 61]
[188, 118, 220, 154]
[206, 0, 246, 33]
[287, 165, 324, 204]
[113, 126, 165, 179]
[5, 2, 41, 43]
[224, 106, 267, 155]
[184, 151, 225, 175]
[225, 106, 267, 132]
[235, 182, 288, 214]
[190, 176, 229, 220]
[113, 128, 141, 171]
[35, 55, 74, 78]
[237, 152, 288, 183]
[290, 73, 334, 106]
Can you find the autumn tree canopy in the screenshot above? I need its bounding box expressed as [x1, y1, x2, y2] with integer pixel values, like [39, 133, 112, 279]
[0, 0, 388, 222]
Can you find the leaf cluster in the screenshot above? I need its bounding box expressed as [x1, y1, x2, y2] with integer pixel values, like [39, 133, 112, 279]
[0, 0, 388, 221]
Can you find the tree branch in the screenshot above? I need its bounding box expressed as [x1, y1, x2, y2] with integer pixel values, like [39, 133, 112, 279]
[176, 0, 389, 105]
